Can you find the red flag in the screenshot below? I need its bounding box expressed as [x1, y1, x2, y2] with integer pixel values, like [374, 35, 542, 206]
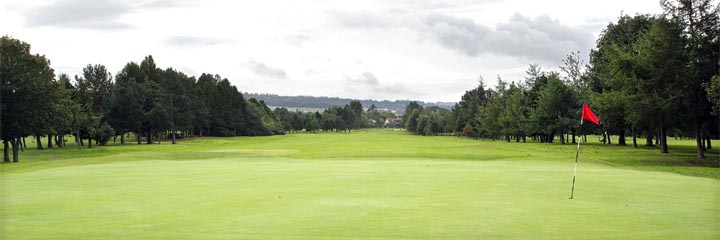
[581, 103, 600, 125]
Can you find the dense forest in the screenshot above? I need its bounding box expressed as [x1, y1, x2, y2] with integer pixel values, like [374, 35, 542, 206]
[402, 0, 720, 160]
[244, 93, 453, 114]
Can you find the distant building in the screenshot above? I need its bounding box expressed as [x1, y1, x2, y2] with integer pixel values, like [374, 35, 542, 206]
[384, 117, 403, 128]
[378, 108, 396, 114]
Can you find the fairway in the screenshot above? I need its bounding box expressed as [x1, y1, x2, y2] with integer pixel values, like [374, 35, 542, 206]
[1, 130, 718, 239]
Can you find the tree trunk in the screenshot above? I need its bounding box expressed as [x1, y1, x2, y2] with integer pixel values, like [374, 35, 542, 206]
[136, 130, 142, 145]
[694, 125, 705, 158]
[571, 130, 576, 144]
[146, 131, 152, 144]
[661, 127, 669, 154]
[120, 134, 125, 145]
[560, 132, 565, 144]
[3, 140, 10, 162]
[47, 134, 53, 148]
[607, 132, 612, 145]
[12, 137, 20, 162]
[88, 136, 92, 148]
[618, 128, 626, 146]
[645, 134, 654, 147]
[171, 124, 177, 144]
[632, 127, 637, 148]
[22, 137, 27, 150]
[77, 130, 82, 149]
[706, 134, 712, 150]
[36, 134, 44, 150]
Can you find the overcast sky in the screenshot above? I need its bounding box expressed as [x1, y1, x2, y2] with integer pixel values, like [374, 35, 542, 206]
[1, 0, 662, 102]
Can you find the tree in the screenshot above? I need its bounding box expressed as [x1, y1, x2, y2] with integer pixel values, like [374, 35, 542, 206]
[273, 107, 294, 132]
[93, 122, 115, 146]
[405, 108, 422, 134]
[322, 107, 344, 131]
[71, 74, 97, 148]
[498, 82, 528, 142]
[291, 112, 305, 132]
[661, 0, 719, 158]
[706, 59, 720, 116]
[140, 56, 168, 143]
[304, 112, 321, 133]
[49, 74, 75, 148]
[348, 100, 365, 129]
[478, 89, 503, 140]
[452, 80, 487, 133]
[1, 36, 55, 162]
[247, 98, 278, 135]
[529, 73, 575, 143]
[162, 68, 196, 143]
[589, 14, 656, 148]
[404, 101, 423, 131]
[106, 63, 146, 144]
[77, 64, 113, 115]
[634, 17, 689, 153]
[462, 122, 476, 138]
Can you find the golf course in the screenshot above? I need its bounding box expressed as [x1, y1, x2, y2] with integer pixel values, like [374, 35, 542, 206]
[1, 130, 717, 239]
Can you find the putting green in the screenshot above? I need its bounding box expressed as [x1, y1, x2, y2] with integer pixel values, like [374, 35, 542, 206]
[1, 130, 718, 239]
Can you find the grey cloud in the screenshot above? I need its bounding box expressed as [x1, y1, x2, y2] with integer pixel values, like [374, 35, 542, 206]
[24, 0, 181, 29]
[283, 29, 318, 46]
[166, 36, 229, 46]
[345, 72, 421, 98]
[133, 0, 185, 9]
[246, 60, 287, 79]
[426, 14, 593, 62]
[347, 71, 380, 86]
[330, 10, 594, 64]
[422, 13, 594, 63]
[326, 9, 400, 29]
[423, 14, 490, 56]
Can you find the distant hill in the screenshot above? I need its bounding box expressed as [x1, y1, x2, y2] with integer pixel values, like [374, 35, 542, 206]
[244, 93, 455, 115]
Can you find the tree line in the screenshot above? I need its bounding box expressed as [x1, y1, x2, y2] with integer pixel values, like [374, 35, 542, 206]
[0, 35, 392, 163]
[403, 0, 719, 159]
[272, 101, 399, 133]
[0, 37, 290, 162]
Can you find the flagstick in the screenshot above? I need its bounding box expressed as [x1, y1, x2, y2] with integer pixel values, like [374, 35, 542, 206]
[570, 118, 583, 199]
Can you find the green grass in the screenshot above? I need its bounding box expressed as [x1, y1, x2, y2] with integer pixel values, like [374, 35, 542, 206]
[1, 129, 718, 239]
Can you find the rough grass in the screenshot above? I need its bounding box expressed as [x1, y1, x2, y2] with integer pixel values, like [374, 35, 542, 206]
[1, 129, 718, 239]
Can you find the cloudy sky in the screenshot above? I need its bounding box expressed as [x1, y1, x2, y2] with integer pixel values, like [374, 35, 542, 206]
[1, 0, 662, 102]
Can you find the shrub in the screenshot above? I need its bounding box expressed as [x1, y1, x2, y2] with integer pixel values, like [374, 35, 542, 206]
[93, 123, 115, 146]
